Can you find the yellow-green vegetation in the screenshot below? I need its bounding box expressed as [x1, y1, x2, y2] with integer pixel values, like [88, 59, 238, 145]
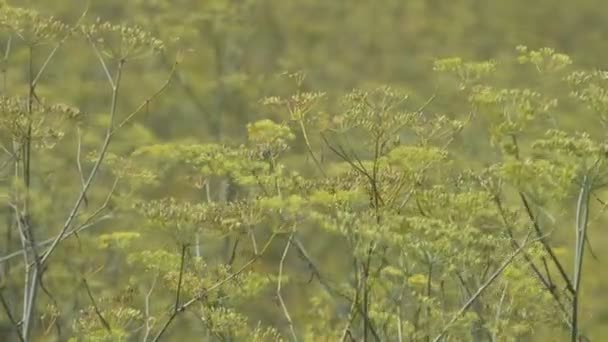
[1, 1, 608, 341]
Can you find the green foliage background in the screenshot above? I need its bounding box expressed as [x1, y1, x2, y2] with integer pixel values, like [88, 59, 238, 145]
[1, 0, 608, 341]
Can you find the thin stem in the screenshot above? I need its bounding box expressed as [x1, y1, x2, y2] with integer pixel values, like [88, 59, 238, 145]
[82, 277, 111, 333]
[86, 35, 116, 89]
[249, 227, 259, 255]
[509, 135, 574, 294]
[519, 192, 575, 294]
[397, 304, 403, 342]
[113, 61, 177, 132]
[1, 36, 12, 94]
[40, 59, 125, 266]
[151, 233, 277, 342]
[340, 294, 360, 342]
[0, 290, 25, 342]
[492, 283, 508, 341]
[0, 176, 117, 265]
[31, 3, 90, 87]
[493, 195, 572, 323]
[75, 127, 88, 207]
[426, 262, 433, 342]
[0, 214, 113, 264]
[174, 245, 187, 312]
[298, 119, 326, 177]
[433, 233, 535, 342]
[277, 232, 298, 341]
[571, 175, 591, 342]
[21, 44, 40, 342]
[143, 274, 158, 342]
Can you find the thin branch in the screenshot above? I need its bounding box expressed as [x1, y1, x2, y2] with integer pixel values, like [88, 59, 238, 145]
[433, 233, 535, 342]
[20, 43, 43, 342]
[0, 143, 13, 158]
[151, 233, 277, 342]
[298, 119, 326, 177]
[425, 262, 433, 342]
[397, 303, 403, 342]
[82, 277, 111, 333]
[174, 245, 187, 312]
[113, 61, 177, 132]
[75, 127, 88, 207]
[143, 274, 158, 342]
[31, 3, 90, 87]
[277, 232, 298, 341]
[292, 235, 380, 341]
[1, 176, 117, 265]
[519, 192, 575, 294]
[39, 54, 125, 266]
[86, 35, 116, 88]
[227, 237, 240, 266]
[248, 227, 259, 255]
[1, 35, 12, 94]
[492, 283, 508, 341]
[492, 194, 573, 322]
[571, 175, 591, 342]
[339, 291, 360, 342]
[509, 134, 574, 294]
[155, 46, 210, 117]
[321, 133, 365, 175]
[0, 214, 112, 264]
[0, 290, 25, 342]
[10, 203, 36, 341]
